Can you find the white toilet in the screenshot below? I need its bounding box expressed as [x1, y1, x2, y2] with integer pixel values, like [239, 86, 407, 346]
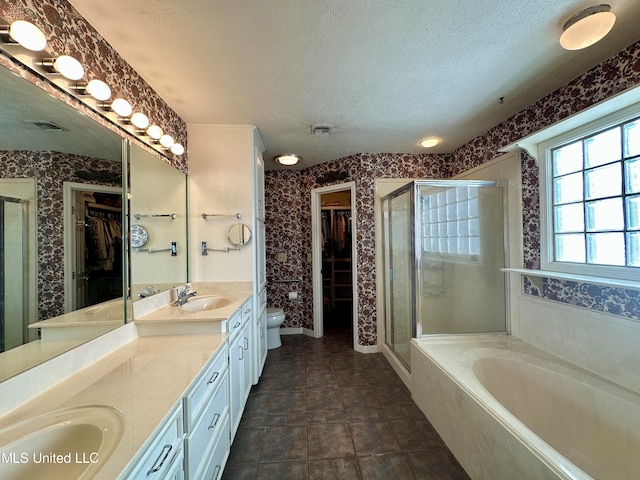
[266, 307, 285, 349]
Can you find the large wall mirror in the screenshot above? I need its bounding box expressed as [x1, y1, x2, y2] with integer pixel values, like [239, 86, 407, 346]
[0, 59, 188, 381]
[129, 143, 188, 297]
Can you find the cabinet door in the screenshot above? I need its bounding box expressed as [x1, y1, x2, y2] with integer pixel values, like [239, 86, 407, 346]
[228, 332, 245, 440]
[241, 320, 252, 401]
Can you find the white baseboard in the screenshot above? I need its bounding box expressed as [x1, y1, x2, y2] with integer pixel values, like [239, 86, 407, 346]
[279, 327, 303, 335]
[355, 344, 378, 354]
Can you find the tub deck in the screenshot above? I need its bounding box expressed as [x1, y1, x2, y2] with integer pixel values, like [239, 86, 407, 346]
[410, 334, 640, 480]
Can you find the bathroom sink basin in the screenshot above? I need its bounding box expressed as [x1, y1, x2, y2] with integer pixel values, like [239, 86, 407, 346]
[181, 295, 235, 313]
[0, 405, 124, 480]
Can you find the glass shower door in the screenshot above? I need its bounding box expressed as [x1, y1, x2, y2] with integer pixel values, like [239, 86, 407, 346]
[383, 187, 414, 369]
[417, 182, 505, 335]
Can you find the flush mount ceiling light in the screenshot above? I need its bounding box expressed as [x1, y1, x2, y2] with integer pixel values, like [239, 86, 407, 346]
[559, 4, 616, 50]
[0, 20, 47, 51]
[274, 154, 301, 166]
[419, 137, 440, 148]
[37, 55, 85, 80]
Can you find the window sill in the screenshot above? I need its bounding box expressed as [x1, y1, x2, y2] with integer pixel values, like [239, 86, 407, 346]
[501, 268, 640, 291]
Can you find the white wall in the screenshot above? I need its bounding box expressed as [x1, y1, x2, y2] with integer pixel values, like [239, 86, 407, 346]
[187, 125, 255, 282]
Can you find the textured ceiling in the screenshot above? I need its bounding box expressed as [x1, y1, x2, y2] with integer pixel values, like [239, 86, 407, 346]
[66, 0, 640, 170]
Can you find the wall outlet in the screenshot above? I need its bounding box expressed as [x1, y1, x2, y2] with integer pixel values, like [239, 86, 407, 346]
[277, 252, 287, 262]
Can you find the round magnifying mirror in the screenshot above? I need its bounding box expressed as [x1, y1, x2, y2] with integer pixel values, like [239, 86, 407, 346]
[228, 223, 252, 247]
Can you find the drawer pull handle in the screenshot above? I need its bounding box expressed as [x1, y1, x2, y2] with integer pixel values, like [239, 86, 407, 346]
[239, 345, 244, 360]
[244, 337, 249, 350]
[260, 326, 264, 338]
[207, 371, 219, 385]
[208, 413, 221, 430]
[147, 444, 172, 475]
[213, 465, 221, 480]
[244, 308, 251, 314]
[234, 321, 241, 328]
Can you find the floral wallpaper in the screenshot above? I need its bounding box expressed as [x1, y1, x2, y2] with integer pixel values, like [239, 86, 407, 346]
[0, 0, 187, 173]
[1, 150, 121, 321]
[266, 39, 640, 346]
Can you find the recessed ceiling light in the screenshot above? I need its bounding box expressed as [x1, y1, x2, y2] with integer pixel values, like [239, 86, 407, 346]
[274, 154, 301, 166]
[559, 4, 616, 51]
[419, 137, 440, 148]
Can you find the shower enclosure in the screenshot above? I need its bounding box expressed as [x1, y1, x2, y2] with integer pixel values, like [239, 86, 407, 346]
[382, 180, 506, 369]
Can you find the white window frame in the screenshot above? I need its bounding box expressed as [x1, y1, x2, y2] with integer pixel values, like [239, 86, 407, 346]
[539, 101, 640, 282]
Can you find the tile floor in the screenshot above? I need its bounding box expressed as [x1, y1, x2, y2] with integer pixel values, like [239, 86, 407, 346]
[222, 324, 470, 480]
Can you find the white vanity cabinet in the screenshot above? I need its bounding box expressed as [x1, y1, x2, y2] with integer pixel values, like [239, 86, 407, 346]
[229, 298, 253, 439]
[119, 405, 184, 480]
[183, 342, 230, 480]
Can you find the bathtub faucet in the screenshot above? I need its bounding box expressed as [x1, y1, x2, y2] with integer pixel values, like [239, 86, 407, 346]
[173, 285, 197, 306]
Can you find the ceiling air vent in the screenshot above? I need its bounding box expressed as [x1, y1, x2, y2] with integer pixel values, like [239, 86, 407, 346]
[310, 124, 333, 135]
[31, 121, 67, 131]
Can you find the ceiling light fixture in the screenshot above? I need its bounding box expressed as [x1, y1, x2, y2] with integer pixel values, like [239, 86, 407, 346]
[559, 4, 616, 50]
[274, 154, 302, 166]
[85, 79, 111, 101]
[0, 20, 47, 51]
[37, 55, 85, 81]
[419, 137, 440, 148]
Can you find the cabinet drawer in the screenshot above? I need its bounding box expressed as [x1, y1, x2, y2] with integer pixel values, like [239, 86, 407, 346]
[201, 420, 230, 480]
[241, 301, 252, 324]
[185, 372, 229, 478]
[122, 405, 183, 479]
[184, 345, 228, 430]
[228, 309, 243, 338]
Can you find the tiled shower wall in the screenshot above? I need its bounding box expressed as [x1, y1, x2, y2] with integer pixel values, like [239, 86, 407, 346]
[265, 39, 640, 346]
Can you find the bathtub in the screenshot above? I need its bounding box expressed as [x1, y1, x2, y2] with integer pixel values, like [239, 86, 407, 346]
[410, 335, 640, 480]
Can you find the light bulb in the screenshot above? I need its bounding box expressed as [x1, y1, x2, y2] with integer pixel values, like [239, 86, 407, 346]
[86, 79, 111, 101]
[53, 55, 84, 80]
[111, 98, 132, 117]
[131, 112, 149, 129]
[160, 134, 175, 148]
[170, 143, 185, 156]
[8, 20, 46, 51]
[147, 124, 163, 140]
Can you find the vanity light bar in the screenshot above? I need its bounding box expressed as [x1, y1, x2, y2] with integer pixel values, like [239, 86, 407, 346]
[0, 17, 185, 157]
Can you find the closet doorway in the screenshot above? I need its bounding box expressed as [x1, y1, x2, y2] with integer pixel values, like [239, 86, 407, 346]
[63, 182, 123, 312]
[311, 182, 357, 347]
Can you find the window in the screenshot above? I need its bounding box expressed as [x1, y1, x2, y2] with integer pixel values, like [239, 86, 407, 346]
[541, 108, 640, 280]
[420, 186, 480, 258]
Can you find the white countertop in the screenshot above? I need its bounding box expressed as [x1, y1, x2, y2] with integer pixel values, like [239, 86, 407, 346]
[0, 332, 228, 480]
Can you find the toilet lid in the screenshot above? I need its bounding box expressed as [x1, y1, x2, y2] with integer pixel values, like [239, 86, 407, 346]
[266, 307, 284, 318]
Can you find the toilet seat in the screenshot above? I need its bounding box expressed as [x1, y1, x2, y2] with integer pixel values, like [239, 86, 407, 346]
[266, 307, 284, 319]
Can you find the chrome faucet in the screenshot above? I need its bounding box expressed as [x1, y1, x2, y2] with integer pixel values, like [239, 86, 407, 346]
[173, 285, 197, 306]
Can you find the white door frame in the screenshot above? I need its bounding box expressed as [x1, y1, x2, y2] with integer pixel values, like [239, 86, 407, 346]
[63, 182, 121, 312]
[311, 181, 358, 349]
